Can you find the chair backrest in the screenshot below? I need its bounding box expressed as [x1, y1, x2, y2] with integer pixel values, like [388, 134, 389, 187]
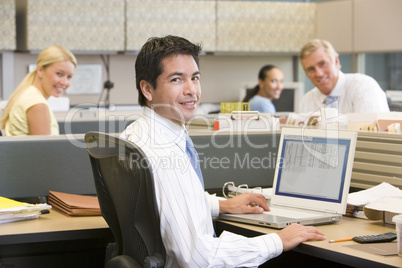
[85, 131, 165, 267]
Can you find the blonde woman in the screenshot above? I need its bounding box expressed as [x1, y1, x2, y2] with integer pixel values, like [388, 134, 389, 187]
[1, 46, 76, 136]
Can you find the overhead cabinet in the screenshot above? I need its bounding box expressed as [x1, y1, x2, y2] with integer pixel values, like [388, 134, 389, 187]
[0, 0, 16, 51]
[16, 0, 125, 52]
[11, 0, 402, 53]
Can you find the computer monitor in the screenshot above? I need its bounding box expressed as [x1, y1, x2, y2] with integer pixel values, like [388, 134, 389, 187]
[239, 81, 304, 113]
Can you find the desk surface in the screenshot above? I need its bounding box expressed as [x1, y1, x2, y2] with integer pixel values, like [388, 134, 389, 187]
[1, 210, 401, 267]
[217, 216, 402, 268]
[0, 210, 110, 245]
[0, 210, 112, 267]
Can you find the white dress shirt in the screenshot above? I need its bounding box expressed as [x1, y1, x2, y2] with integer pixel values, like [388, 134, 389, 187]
[120, 107, 283, 268]
[299, 72, 390, 114]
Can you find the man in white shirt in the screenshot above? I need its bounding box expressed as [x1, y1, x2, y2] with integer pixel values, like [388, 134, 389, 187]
[299, 39, 390, 114]
[121, 35, 325, 267]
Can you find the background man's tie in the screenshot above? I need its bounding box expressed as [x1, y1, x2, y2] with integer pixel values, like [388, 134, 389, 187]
[324, 96, 338, 108]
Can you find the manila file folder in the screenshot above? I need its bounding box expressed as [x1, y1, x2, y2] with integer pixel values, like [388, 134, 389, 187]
[48, 190, 101, 216]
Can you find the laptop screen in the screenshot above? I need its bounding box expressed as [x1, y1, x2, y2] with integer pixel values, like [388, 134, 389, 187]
[275, 133, 352, 203]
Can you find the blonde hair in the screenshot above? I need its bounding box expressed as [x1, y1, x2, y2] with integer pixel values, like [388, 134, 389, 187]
[1, 45, 77, 129]
[299, 39, 340, 68]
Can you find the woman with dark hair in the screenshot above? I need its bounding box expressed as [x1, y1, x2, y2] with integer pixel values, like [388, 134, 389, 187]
[243, 65, 284, 113]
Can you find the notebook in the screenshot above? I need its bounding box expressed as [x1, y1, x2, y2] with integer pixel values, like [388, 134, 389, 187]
[220, 127, 357, 229]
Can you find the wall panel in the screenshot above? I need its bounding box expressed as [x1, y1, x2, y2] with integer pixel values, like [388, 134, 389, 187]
[354, 0, 402, 52]
[316, 0, 352, 53]
[217, 1, 316, 52]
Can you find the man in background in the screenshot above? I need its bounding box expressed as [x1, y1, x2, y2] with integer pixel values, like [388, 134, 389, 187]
[299, 39, 389, 114]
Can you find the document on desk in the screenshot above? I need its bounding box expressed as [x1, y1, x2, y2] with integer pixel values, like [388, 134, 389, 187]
[348, 182, 402, 207]
[345, 242, 398, 256]
[347, 183, 402, 222]
[48, 191, 101, 216]
[0, 196, 51, 224]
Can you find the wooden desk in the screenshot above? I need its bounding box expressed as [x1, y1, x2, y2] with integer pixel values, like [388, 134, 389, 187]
[0, 210, 112, 268]
[216, 217, 402, 268]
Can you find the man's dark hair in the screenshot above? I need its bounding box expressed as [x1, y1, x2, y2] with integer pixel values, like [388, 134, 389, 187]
[135, 35, 203, 106]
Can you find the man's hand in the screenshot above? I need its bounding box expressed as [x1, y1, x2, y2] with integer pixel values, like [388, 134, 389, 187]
[277, 223, 326, 251]
[219, 193, 269, 214]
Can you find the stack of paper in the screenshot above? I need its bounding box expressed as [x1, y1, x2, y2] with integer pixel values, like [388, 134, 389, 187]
[347, 182, 402, 220]
[48, 191, 101, 216]
[0, 196, 51, 224]
[348, 182, 402, 207]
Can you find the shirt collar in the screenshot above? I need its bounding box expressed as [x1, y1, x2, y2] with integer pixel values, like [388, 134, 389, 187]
[142, 106, 187, 153]
[329, 71, 345, 97]
[315, 71, 344, 104]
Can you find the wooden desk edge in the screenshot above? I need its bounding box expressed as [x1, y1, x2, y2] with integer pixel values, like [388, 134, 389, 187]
[215, 218, 401, 268]
[0, 210, 112, 245]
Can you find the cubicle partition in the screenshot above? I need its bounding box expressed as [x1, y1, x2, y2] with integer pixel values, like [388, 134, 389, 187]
[192, 132, 281, 193]
[0, 135, 94, 200]
[58, 119, 134, 135]
[0, 132, 281, 200]
[1, 130, 400, 201]
[352, 131, 402, 189]
[55, 108, 141, 135]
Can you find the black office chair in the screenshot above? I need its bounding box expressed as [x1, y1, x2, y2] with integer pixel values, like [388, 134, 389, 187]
[85, 131, 165, 268]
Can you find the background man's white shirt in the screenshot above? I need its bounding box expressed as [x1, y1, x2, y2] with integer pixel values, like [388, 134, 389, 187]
[299, 72, 390, 114]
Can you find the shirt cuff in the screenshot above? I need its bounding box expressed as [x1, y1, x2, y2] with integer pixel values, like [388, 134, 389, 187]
[206, 193, 221, 217]
[261, 233, 283, 259]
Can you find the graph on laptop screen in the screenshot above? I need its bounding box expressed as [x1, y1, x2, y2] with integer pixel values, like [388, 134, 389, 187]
[275, 134, 352, 203]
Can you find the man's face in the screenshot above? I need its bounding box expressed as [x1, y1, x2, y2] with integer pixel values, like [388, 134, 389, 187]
[301, 47, 340, 96]
[144, 54, 201, 126]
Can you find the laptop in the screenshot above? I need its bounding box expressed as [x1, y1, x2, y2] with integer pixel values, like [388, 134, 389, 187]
[220, 127, 357, 229]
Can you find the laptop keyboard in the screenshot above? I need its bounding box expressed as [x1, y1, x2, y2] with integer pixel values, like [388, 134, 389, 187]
[265, 206, 324, 219]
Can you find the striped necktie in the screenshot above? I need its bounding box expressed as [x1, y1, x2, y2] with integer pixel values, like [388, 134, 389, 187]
[324, 96, 338, 108]
[185, 135, 204, 190]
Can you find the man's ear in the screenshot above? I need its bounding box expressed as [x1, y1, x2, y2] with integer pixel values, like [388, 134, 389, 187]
[334, 56, 341, 70]
[140, 80, 153, 103]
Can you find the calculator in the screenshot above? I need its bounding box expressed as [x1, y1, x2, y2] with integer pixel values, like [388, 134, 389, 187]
[352, 232, 397, 244]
